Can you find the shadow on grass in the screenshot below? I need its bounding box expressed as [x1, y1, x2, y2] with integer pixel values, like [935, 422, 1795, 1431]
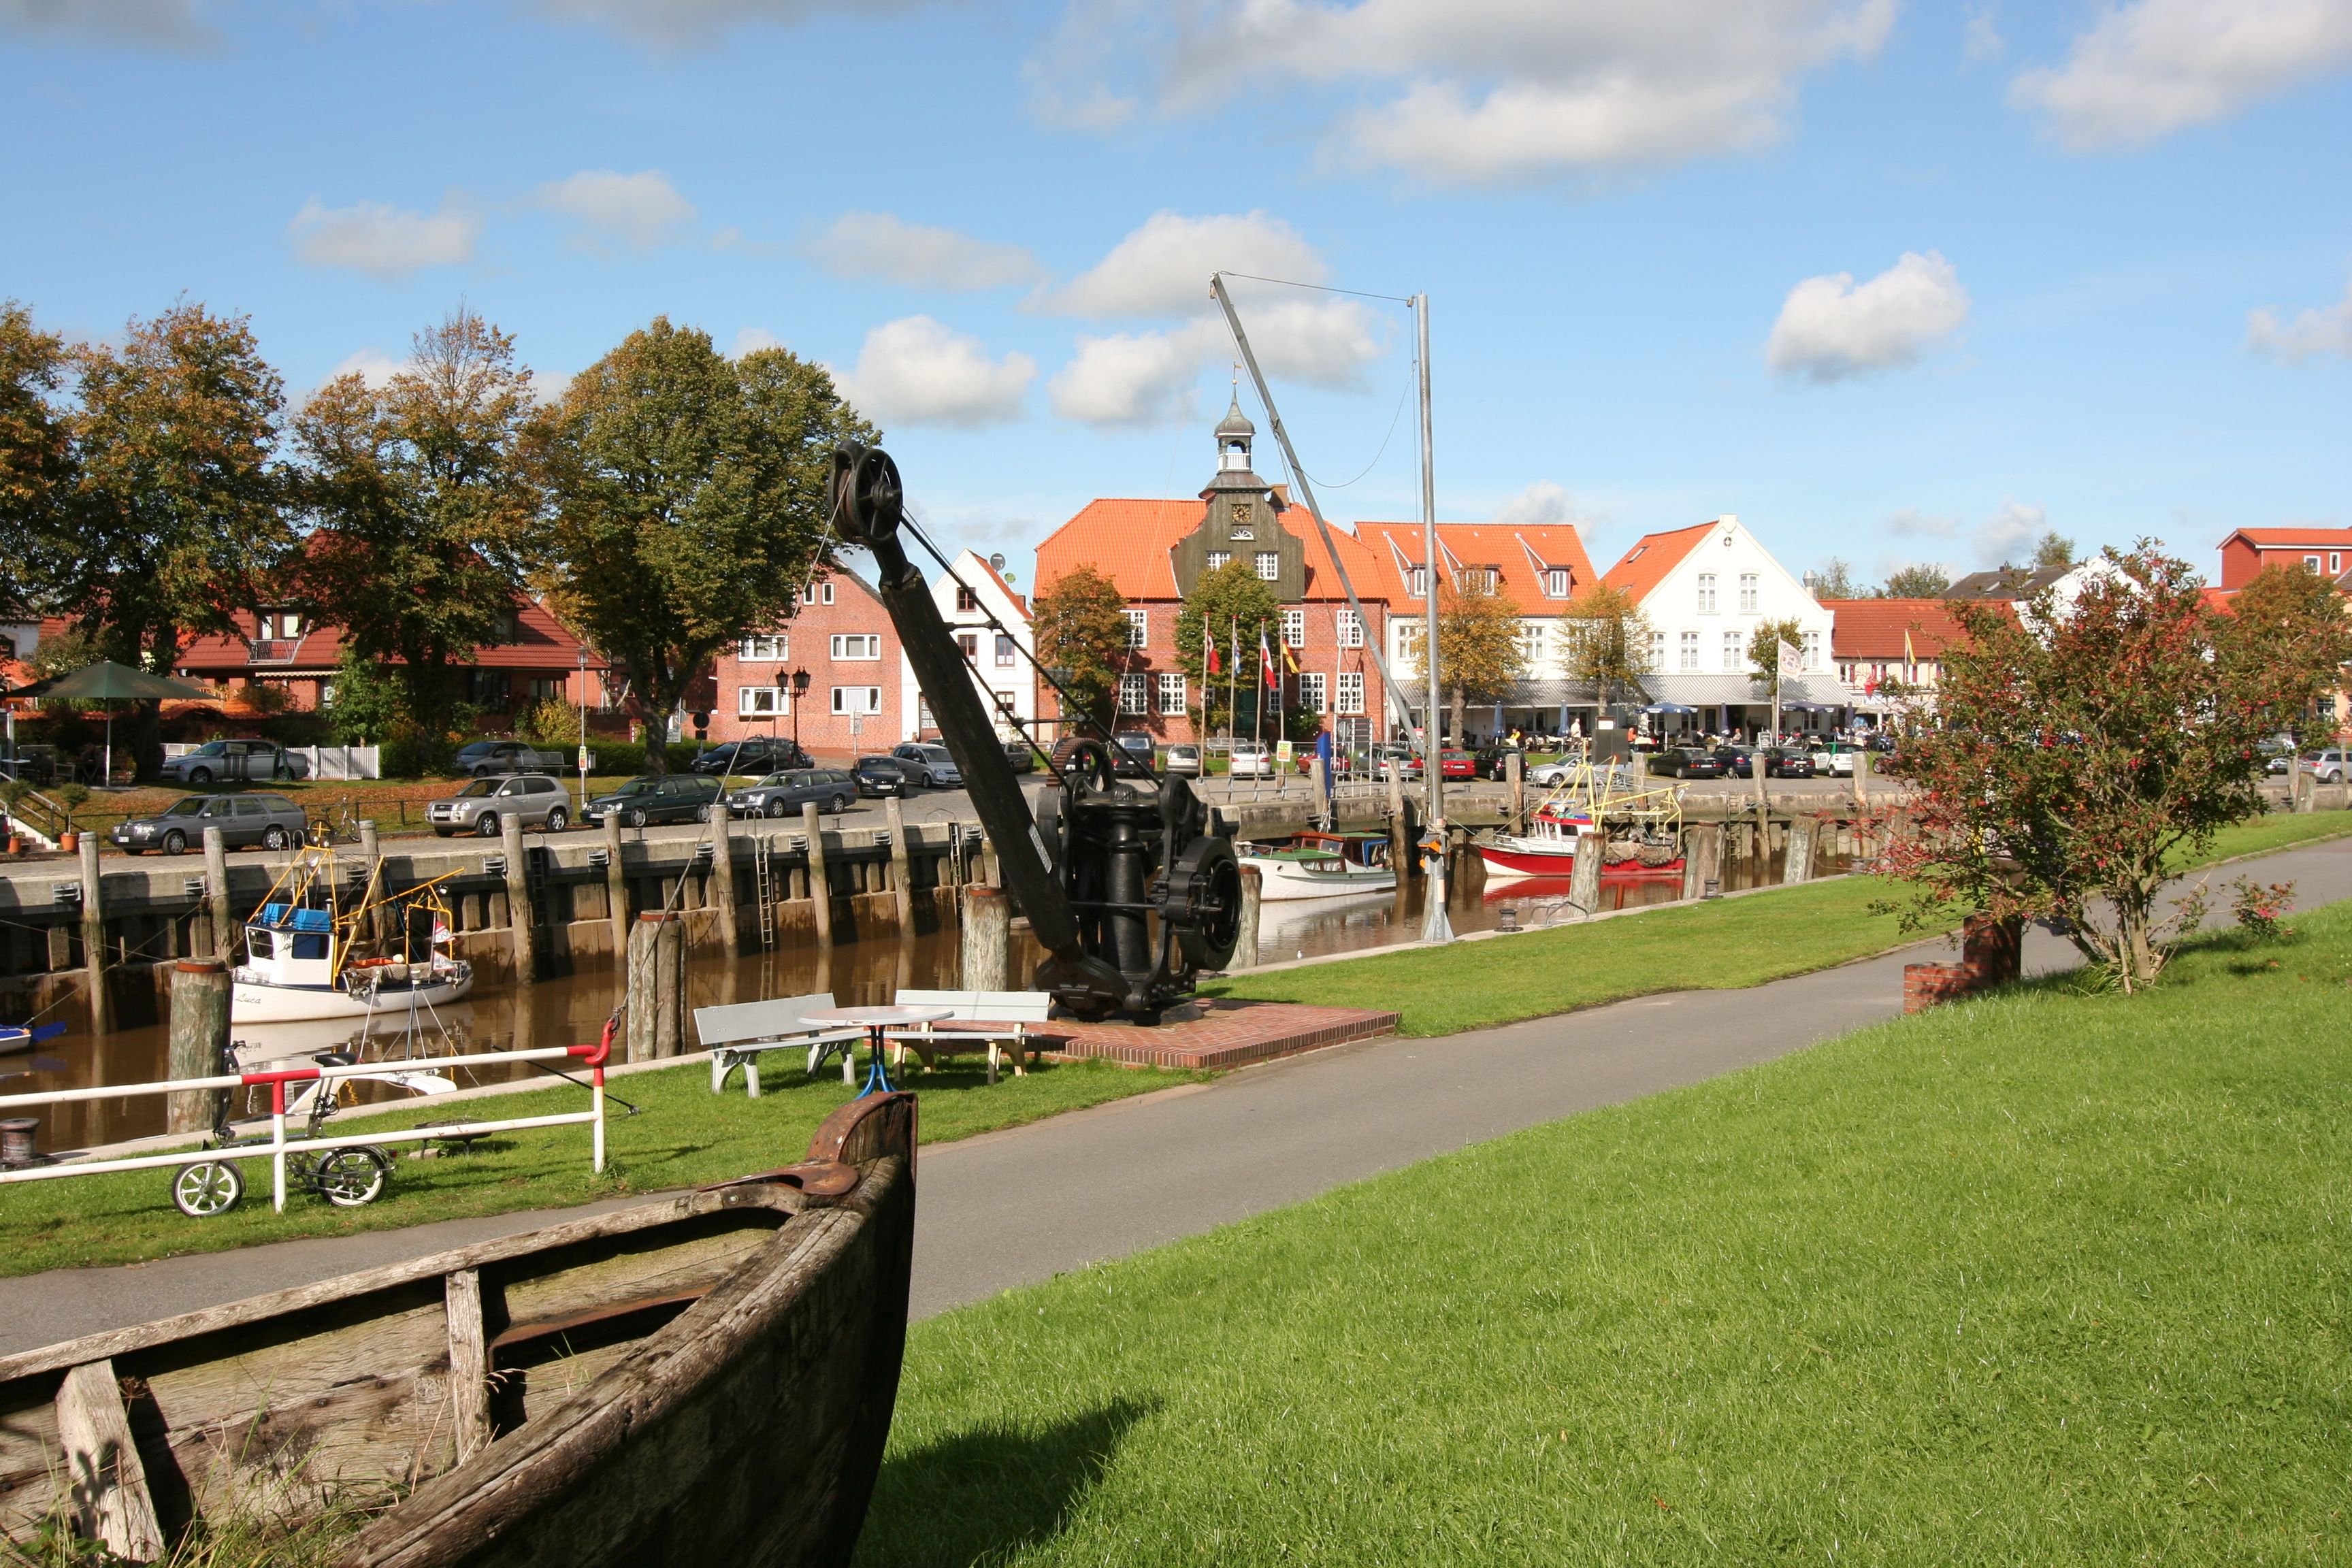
[853, 1399, 1152, 1567]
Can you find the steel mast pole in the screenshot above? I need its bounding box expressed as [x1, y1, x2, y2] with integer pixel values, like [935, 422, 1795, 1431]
[1416, 295, 1451, 944]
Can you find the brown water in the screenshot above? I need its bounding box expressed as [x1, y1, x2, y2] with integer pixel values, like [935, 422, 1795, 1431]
[16, 842, 1823, 1151]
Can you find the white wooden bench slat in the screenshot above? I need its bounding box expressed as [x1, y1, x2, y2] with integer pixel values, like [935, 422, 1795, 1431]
[886, 989, 1054, 1084]
[695, 993, 866, 1098]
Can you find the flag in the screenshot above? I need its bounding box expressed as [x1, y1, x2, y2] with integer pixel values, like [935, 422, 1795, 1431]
[1206, 639, 1221, 675]
[1281, 636, 1299, 675]
[1778, 638, 1805, 676]
[1260, 629, 1278, 689]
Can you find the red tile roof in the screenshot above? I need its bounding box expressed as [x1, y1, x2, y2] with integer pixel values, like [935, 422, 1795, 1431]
[1034, 497, 1393, 604]
[174, 598, 585, 676]
[1601, 522, 1716, 603]
[2221, 527, 2352, 546]
[1352, 522, 1597, 608]
[1819, 598, 1967, 661]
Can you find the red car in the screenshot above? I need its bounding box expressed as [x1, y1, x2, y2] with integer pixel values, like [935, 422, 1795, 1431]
[1439, 749, 1475, 779]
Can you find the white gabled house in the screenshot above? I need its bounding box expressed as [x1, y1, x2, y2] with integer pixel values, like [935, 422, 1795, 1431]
[900, 549, 1037, 744]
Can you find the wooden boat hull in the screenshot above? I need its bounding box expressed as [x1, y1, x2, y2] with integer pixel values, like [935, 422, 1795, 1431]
[231, 963, 474, 1024]
[0, 1093, 917, 1568]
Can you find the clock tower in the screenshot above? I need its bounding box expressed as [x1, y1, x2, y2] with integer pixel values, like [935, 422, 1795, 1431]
[1171, 392, 1305, 598]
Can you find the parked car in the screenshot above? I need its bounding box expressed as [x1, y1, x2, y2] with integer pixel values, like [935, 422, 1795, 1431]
[1002, 742, 1039, 774]
[689, 737, 811, 777]
[1438, 749, 1476, 780]
[584, 774, 721, 828]
[111, 794, 309, 854]
[1765, 747, 1816, 779]
[1162, 743, 1202, 777]
[1712, 745, 1754, 779]
[1646, 747, 1725, 780]
[1109, 732, 1158, 777]
[889, 742, 962, 788]
[451, 740, 568, 779]
[2304, 748, 2352, 783]
[1809, 743, 1857, 777]
[427, 774, 572, 837]
[728, 768, 858, 817]
[1227, 742, 1274, 779]
[159, 740, 311, 786]
[853, 756, 907, 798]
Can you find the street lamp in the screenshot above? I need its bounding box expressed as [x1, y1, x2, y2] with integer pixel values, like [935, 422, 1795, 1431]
[787, 666, 810, 759]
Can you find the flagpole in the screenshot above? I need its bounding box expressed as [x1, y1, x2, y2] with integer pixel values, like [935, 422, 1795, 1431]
[1415, 293, 1451, 944]
[1228, 614, 1238, 773]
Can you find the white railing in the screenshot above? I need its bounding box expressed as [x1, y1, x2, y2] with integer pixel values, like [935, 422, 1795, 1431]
[0, 1035, 611, 1213]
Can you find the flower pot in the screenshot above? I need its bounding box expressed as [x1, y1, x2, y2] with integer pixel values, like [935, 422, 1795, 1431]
[3, 837, 18, 856]
[58, 832, 78, 853]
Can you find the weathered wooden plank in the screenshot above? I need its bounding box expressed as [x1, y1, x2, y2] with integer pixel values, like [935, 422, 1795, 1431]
[55, 1360, 165, 1562]
[446, 1271, 491, 1466]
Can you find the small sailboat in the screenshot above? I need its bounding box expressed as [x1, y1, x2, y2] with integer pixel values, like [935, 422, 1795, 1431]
[1478, 762, 1688, 882]
[1238, 836, 1398, 901]
[233, 845, 474, 1024]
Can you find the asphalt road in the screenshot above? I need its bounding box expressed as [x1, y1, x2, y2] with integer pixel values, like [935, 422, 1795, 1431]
[2, 835, 2344, 1354]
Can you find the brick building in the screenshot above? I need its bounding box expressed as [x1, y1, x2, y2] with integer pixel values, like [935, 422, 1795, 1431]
[167, 598, 589, 715]
[1820, 598, 1965, 696]
[1033, 400, 1397, 748]
[2215, 527, 2352, 589]
[707, 568, 908, 760]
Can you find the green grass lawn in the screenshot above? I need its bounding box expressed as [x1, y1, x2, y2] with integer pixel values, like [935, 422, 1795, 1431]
[860, 906, 2352, 1567]
[2183, 806, 2352, 866]
[0, 1055, 1203, 1278]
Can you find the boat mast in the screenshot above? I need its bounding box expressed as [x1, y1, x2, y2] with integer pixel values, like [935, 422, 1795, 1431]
[1415, 295, 1452, 945]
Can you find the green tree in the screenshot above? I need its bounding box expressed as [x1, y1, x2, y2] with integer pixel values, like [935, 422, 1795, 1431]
[0, 302, 75, 621]
[1032, 564, 1131, 736]
[1882, 546, 2352, 992]
[1747, 616, 1808, 704]
[2032, 530, 2078, 570]
[1556, 581, 1654, 713]
[1808, 557, 1861, 599]
[536, 318, 868, 773]
[321, 643, 408, 745]
[1175, 558, 1280, 737]
[59, 301, 291, 778]
[1412, 578, 1526, 744]
[293, 308, 540, 742]
[1880, 563, 1951, 598]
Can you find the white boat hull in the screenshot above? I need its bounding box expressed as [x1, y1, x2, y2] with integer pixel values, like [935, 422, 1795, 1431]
[232, 965, 474, 1024]
[1241, 857, 1399, 901]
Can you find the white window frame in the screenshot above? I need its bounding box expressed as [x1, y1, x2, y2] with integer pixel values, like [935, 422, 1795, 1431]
[1696, 573, 1717, 615]
[1281, 608, 1305, 647]
[1722, 629, 1743, 671]
[1254, 552, 1280, 581]
[994, 634, 1017, 668]
[739, 632, 789, 661]
[1156, 672, 1186, 714]
[830, 685, 881, 715]
[2306, 555, 2324, 572]
[1297, 671, 1327, 713]
[1648, 630, 1666, 667]
[829, 633, 881, 661]
[2334, 553, 2344, 574]
[1801, 630, 1820, 671]
[1738, 572, 1759, 613]
[1679, 630, 1701, 670]
[802, 582, 835, 606]
[738, 686, 786, 717]
[1409, 567, 1428, 599]
[1118, 673, 1149, 715]
[1206, 551, 1232, 571]
[1337, 608, 1363, 647]
[1544, 568, 1569, 599]
[1124, 609, 1148, 651]
[1335, 670, 1365, 716]
[1516, 623, 1547, 664]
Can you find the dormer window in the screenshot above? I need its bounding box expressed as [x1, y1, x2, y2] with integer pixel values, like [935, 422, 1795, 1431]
[487, 610, 518, 642]
[1409, 567, 1428, 599]
[1544, 569, 1569, 598]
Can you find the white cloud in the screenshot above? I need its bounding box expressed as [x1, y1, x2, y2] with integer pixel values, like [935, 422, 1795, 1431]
[1031, 0, 1895, 184]
[1766, 250, 1971, 383]
[325, 348, 406, 390]
[1886, 506, 1960, 539]
[2248, 274, 2352, 362]
[532, 169, 697, 252]
[1241, 296, 1389, 389]
[2010, 0, 2352, 150]
[730, 327, 788, 359]
[838, 316, 1033, 428]
[1978, 497, 2046, 564]
[288, 196, 480, 281]
[0, 0, 214, 50]
[1963, 5, 2005, 63]
[1494, 481, 1575, 527]
[804, 213, 1045, 291]
[1047, 210, 1326, 317]
[1049, 329, 1200, 426]
[711, 226, 778, 255]
[525, 0, 921, 48]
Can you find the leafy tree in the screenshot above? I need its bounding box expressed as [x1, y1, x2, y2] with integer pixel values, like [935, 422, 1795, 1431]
[534, 318, 869, 773]
[321, 643, 408, 745]
[1175, 558, 1280, 736]
[293, 308, 539, 742]
[0, 302, 74, 620]
[56, 301, 290, 778]
[2032, 530, 2078, 570]
[1746, 615, 1808, 702]
[1032, 564, 1131, 736]
[1809, 557, 1861, 599]
[1880, 563, 1951, 598]
[1556, 581, 1654, 713]
[1411, 578, 1526, 744]
[1880, 545, 2352, 993]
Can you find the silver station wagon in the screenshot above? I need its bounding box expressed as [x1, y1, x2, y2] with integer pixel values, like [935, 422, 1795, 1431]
[427, 774, 572, 837]
[111, 794, 308, 854]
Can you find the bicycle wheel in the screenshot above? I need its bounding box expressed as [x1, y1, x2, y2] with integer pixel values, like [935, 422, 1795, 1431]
[316, 1147, 391, 1207]
[173, 1161, 244, 1217]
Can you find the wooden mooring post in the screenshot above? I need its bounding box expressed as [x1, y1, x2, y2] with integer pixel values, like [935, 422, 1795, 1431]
[802, 801, 834, 949]
[78, 834, 108, 1034]
[709, 802, 740, 958]
[1568, 829, 1603, 917]
[165, 958, 231, 1133]
[603, 812, 629, 958]
[1386, 762, 1409, 874]
[960, 885, 1009, 991]
[884, 796, 915, 928]
[203, 826, 233, 961]
[1681, 822, 1722, 901]
[1506, 751, 1525, 833]
[1231, 865, 1262, 971]
[1782, 817, 1816, 885]
[625, 911, 685, 1062]
[500, 815, 534, 985]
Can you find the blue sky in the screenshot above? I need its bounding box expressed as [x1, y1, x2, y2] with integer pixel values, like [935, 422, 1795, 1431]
[4, 0, 2349, 592]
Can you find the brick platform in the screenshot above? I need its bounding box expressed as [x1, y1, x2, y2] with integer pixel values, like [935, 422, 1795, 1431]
[1036, 998, 1401, 1072]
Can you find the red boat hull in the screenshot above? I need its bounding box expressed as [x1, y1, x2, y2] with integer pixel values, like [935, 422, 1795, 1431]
[1477, 844, 1686, 881]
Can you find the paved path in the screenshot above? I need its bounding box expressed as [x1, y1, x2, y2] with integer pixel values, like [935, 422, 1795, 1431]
[3, 836, 2345, 1352]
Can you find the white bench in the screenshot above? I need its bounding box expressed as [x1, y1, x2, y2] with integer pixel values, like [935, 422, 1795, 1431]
[693, 993, 867, 1097]
[885, 989, 1056, 1085]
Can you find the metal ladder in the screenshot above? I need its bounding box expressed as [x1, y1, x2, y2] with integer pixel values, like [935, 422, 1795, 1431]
[753, 834, 775, 950]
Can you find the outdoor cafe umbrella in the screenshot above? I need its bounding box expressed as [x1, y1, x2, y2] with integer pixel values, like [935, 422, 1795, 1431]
[16, 660, 212, 786]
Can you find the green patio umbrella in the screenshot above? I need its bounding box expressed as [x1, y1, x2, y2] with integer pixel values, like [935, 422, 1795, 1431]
[28, 660, 213, 786]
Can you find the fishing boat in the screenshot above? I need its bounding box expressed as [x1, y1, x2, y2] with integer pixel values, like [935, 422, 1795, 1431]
[1478, 762, 1688, 882]
[0, 1091, 918, 1568]
[1238, 840, 1397, 900]
[233, 845, 473, 1024]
